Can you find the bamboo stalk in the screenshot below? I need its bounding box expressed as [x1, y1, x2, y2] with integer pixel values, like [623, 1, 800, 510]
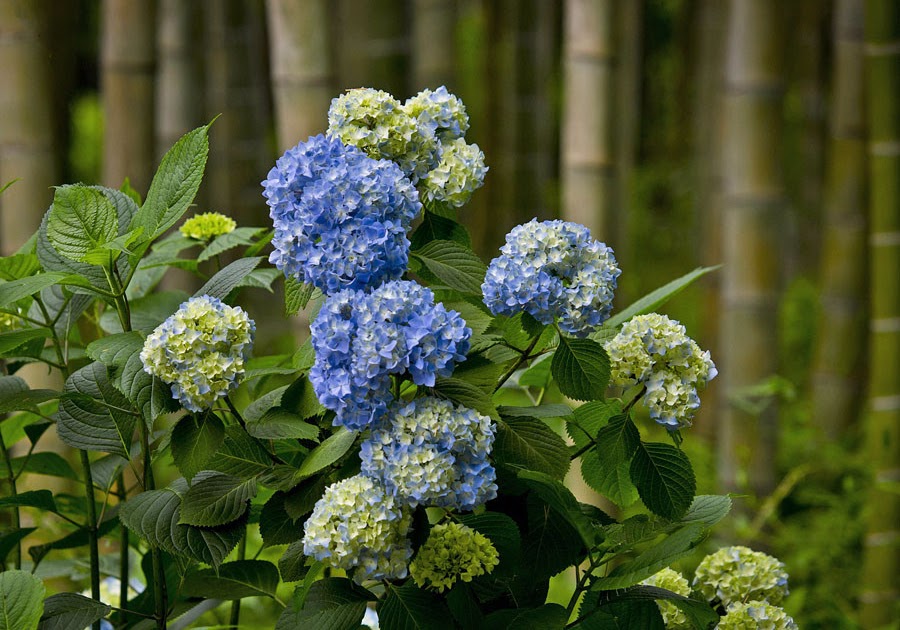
[859, 0, 900, 624]
[811, 0, 867, 440]
[717, 0, 786, 499]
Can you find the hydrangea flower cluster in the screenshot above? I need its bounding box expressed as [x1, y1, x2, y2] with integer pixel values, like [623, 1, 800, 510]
[405, 86, 469, 140]
[179, 212, 236, 240]
[694, 546, 789, 607]
[140, 295, 254, 412]
[605, 313, 716, 429]
[327, 88, 440, 183]
[642, 568, 692, 629]
[263, 134, 421, 294]
[410, 522, 499, 592]
[361, 397, 497, 510]
[717, 601, 798, 630]
[482, 219, 621, 336]
[302, 475, 413, 581]
[309, 280, 471, 429]
[419, 138, 488, 208]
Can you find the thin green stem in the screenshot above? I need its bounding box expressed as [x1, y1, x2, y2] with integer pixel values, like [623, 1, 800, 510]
[80, 450, 102, 630]
[495, 334, 543, 392]
[623, 385, 647, 414]
[0, 429, 22, 569]
[118, 474, 130, 627]
[140, 421, 167, 629]
[229, 534, 247, 627]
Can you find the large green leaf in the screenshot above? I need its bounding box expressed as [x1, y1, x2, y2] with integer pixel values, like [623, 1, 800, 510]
[171, 413, 226, 481]
[193, 256, 262, 300]
[518, 470, 600, 547]
[411, 240, 486, 294]
[581, 451, 640, 508]
[181, 560, 280, 600]
[115, 351, 176, 428]
[246, 408, 320, 441]
[0, 570, 44, 630]
[259, 492, 301, 547]
[584, 585, 719, 630]
[276, 578, 373, 630]
[294, 428, 357, 481]
[410, 210, 471, 250]
[278, 540, 308, 582]
[46, 185, 118, 264]
[0, 273, 70, 306]
[56, 362, 137, 458]
[132, 124, 211, 240]
[206, 426, 274, 479]
[380, 583, 454, 630]
[284, 276, 317, 316]
[10, 452, 77, 481]
[0, 490, 57, 513]
[680, 494, 732, 527]
[551, 335, 611, 401]
[198, 227, 265, 262]
[483, 604, 569, 630]
[493, 417, 570, 479]
[38, 593, 111, 630]
[567, 400, 624, 449]
[576, 596, 664, 630]
[630, 442, 696, 521]
[600, 266, 720, 331]
[85, 332, 144, 372]
[432, 377, 498, 420]
[591, 524, 706, 591]
[179, 472, 256, 527]
[0, 329, 50, 358]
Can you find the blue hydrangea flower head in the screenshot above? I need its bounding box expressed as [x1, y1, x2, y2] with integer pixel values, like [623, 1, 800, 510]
[262, 134, 421, 294]
[361, 397, 497, 510]
[717, 601, 798, 630]
[410, 522, 499, 592]
[642, 568, 692, 629]
[309, 281, 471, 430]
[140, 295, 254, 412]
[693, 546, 789, 607]
[327, 88, 440, 183]
[419, 138, 488, 208]
[404, 86, 470, 140]
[482, 219, 621, 336]
[605, 313, 717, 429]
[302, 474, 413, 581]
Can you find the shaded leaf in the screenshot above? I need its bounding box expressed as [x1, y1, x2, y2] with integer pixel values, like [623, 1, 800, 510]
[179, 473, 256, 527]
[494, 417, 570, 479]
[551, 335, 611, 401]
[630, 442, 696, 521]
[38, 593, 111, 630]
[294, 428, 357, 481]
[380, 583, 453, 630]
[0, 570, 45, 630]
[171, 413, 226, 481]
[181, 560, 279, 600]
[411, 240, 486, 294]
[276, 578, 373, 630]
[193, 256, 262, 301]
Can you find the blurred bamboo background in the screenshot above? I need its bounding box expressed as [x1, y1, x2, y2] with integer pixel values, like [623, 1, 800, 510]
[0, 0, 897, 625]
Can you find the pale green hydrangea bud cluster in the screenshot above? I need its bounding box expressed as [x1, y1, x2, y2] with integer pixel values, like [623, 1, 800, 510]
[694, 546, 789, 607]
[140, 295, 255, 412]
[717, 601, 798, 629]
[327, 88, 440, 183]
[410, 522, 499, 592]
[179, 211, 236, 240]
[302, 474, 413, 581]
[605, 313, 716, 429]
[642, 567, 692, 629]
[0, 309, 21, 332]
[327, 86, 487, 207]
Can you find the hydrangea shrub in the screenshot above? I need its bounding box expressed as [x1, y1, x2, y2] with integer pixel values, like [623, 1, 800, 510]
[0, 87, 789, 630]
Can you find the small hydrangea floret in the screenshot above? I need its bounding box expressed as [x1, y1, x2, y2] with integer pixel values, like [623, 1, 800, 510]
[410, 522, 499, 592]
[717, 601, 798, 630]
[302, 475, 412, 581]
[140, 295, 254, 412]
[328, 88, 440, 183]
[605, 313, 716, 429]
[361, 397, 497, 510]
[309, 280, 471, 430]
[179, 212, 236, 240]
[642, 567, 692, 629]
[263, 134, 421, 294]
[482, 219, 621, 336]
[419, 138, 487, 208]
[404, 86, 469, 140]
[693, 546, 789, 607]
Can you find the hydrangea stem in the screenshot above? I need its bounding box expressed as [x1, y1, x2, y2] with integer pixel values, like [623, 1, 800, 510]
[495, 334, 542, 392]
[0, 428, 21, 569]
[80, 449, 102, 630]
[118, 473, 130, 626]
[229, 534, 247, 627]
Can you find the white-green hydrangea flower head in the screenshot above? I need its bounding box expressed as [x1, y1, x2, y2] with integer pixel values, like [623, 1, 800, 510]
[327, 87, 440, 183]
[419, 138, 487, 208]
[605, 313, 716, 429]
[642, 567, 692, 629]
[179, 212, 236, 240]
[694, 546, 789, 607]
[717, 601, 798, 629]
[410, 522, 499, 592]
[302, 474, 413, 581]
[404, 86, 470, 140]
[140, 295, 254, 413]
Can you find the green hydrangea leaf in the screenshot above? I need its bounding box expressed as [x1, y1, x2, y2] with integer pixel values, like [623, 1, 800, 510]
[181, 560, 280, 600]
[493, 417, 570, 480]
[179, 472, 257, 527]
[411, 240, 486, 294]
[171, 413, 226, 481]
[0, 569, 45, 630]
[629, 441, 696, 521]
[380, 583, 454, 630]
[38, 593, 111, 630]
[551, 335, 611, 401]
[47, 185, 119, 264]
